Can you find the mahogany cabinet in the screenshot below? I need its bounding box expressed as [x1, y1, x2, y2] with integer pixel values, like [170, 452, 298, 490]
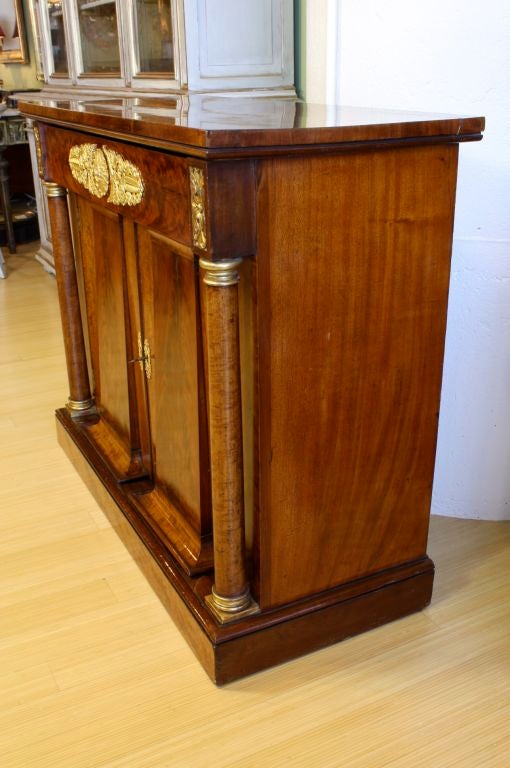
[20, 96, 484, 683]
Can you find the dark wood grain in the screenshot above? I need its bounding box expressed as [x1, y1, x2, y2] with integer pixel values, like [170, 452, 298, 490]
[200, 261, 250, 605]
[79, 201, 131, 439]
[204, 161, 256, 259]
[122, 219, 153, 476]
[255, 144, 458, 609]
[211, 568, 434, 685]
[57, 405, 434, 685]
[74, 207, 214, 573]
[46, 188, 93, 409]
[21, 99, 484, 158]
[131, 227, 214, 574]
[38, 123, 192, 245]
[137, 230, 206, 526]
[73, 197, 143, 480]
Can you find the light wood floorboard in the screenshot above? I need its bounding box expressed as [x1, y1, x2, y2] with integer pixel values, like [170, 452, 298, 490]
[1, 247, 509, 767]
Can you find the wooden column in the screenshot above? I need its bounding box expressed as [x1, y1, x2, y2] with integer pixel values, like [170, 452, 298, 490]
[200, 257, 259, 624]
[43, 181, 94, 415]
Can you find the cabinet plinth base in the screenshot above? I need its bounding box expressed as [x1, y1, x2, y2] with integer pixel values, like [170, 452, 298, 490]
[56, 408, 434, 685]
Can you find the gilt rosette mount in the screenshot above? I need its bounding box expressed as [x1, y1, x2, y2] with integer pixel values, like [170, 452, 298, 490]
[68, 144, 144, 207]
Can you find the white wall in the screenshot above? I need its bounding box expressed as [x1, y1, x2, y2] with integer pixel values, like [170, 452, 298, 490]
[304, 0, 510, 519]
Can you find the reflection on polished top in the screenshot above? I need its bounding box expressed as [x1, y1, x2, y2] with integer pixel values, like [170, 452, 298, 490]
[20, 95, 485, 155]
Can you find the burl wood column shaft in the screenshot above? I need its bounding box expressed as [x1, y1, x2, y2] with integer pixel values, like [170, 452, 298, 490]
[43, 182, 94, 414]
[200, 258, 259, 624]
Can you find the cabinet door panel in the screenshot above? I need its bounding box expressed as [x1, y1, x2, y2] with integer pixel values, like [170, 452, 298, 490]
[137, 227, 211, 537]
[76, 197, 143, 479]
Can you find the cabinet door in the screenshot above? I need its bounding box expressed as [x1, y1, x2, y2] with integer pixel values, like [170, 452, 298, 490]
[35, 0, 73, 84]
[74, 196, 148, 482]
[66, 0, 125, 88]
[132, 225, 213, 574]
[125, 0, 182, 91]
[73, 197, 211, 572]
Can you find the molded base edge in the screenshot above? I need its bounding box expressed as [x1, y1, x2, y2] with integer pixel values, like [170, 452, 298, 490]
[56, 408, 435, 685]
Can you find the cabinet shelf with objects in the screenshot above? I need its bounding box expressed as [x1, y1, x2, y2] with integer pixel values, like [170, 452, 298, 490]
[23, 0, 295, 271]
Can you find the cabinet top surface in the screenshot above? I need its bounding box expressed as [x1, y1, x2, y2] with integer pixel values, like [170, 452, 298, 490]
[20, 96, 484, 156]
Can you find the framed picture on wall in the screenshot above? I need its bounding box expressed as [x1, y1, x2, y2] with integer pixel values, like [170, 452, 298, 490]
[0, 0, 29, 64]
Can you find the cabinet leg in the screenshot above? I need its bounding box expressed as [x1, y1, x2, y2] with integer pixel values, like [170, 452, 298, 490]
[0, 149, 16, 254]
[44, 182, 94, 415]
[200, 257, 259, 624]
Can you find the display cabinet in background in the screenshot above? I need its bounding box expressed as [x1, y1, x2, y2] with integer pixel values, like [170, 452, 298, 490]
[23, 0, 295, 271]
[29, 1, 294, 96]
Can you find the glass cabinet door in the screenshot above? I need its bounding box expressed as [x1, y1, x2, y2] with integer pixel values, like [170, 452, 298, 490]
[133, 0, 175, 76]
[27, 1, 45, 80]
[75, 0, 121, 74]
[43, 0, 70, 76]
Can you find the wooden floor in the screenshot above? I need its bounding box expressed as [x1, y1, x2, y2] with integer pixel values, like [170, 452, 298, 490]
[1, 246, 509, 767]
